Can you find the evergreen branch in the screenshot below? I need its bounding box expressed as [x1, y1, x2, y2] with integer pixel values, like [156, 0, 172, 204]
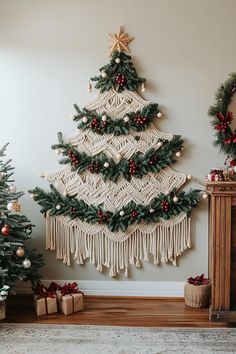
[51, 135, 184, 182]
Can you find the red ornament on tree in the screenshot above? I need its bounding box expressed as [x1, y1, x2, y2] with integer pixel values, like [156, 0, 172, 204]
[1, 224, 10, 236]
[97, 210, 109, 224]
[68, 150, 79, 167]
[88, 162, 100, 173]
[134, 115, 148, 126]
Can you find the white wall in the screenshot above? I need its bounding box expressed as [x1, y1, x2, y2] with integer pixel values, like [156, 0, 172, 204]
[0, 0, 235, 283]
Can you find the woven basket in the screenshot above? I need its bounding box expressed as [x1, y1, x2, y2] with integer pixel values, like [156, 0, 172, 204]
[0, 301, 6, 320]
[184, 282, 211, 308]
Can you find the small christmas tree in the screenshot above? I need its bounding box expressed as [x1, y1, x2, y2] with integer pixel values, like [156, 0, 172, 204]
[30, 27, 201, 277]
[0, 143, 43, 289]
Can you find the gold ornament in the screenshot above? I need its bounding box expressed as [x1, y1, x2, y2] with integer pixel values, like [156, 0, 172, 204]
[16, 247, 25, 258]
[13, 201, 21, 212]
[109, 26, 134, 55]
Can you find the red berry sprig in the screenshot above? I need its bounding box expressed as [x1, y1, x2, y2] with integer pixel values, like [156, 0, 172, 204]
[97, 210, 109, 224]
[224, 132, 236, 144]
[130, 209, 139, 219]
[129, 159, 137, 174]
[71, 207, 78, 214]
[148, 154, 158, 166]
[134, 115, 148, 126]
[68, 150, 79, 167]
[115, 73, 126, 86]
[88, 162, 100, 173]
[161, 200, 170, 212]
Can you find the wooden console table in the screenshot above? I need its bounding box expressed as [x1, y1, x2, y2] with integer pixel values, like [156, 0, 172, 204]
[204, 181, 236, 321]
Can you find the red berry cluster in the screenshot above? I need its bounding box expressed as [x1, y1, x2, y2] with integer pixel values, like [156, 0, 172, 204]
[129, 159, 137, 174]
[215, 122, 230, 132]
[97, 210, 109, 224]
[161, 200, 170, 212]
[115, 73, 126, 86]
[148, 154, 158, 166]
[131, 210, 139, 219]
[71, 207, 77, 214]
[224, 132, 236, 144]
[90, 117, 107, 133]
[68, 150, 79, 166]
[134, 115, 148, 126]
[88, 162, 100, 173]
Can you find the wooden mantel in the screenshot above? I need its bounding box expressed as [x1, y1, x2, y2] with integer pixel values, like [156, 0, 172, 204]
[204, 181, 236, 322]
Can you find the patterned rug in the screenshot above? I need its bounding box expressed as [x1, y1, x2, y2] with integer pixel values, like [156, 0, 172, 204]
[0, 323, 235, 354]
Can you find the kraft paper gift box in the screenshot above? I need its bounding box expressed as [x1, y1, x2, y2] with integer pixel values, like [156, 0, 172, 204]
[34, 294, 58, 316]
[56, 290, 84, 316]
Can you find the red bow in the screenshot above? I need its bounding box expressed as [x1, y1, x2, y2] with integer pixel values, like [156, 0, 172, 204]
[59, 282, 84, 297]
[34, 283, 57, 299]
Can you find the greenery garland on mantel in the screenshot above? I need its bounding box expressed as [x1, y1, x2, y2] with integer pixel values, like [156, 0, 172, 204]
[73, 103, 161, 136]
[52, 133, 184, 182]
[208, 73, 236, 164]
[29, 185, 200, 232]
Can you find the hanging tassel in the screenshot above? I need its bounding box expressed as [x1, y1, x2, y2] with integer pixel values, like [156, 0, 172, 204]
[109, 267, 116, 277]
[135, 258, 141, 268]
[141, 82, 146, 92]
[96, 264, 103, 272]
[124, 267, 128, 277]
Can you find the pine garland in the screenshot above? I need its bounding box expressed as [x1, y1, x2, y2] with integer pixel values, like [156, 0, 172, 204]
[29, 185, 201, 232]
[208, 73, 236, 158]
[73, 103, 160, 136]
[52, 134, 184, 182]
[90, 51, 145, 93]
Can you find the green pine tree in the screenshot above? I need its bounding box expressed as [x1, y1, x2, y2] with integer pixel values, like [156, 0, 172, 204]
[0, 143, 43, 289]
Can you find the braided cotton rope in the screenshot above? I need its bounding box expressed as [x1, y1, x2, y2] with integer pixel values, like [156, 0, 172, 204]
[44, 90, 190, 276]
[44, 166, 186, 211]
[68, 124, 173, 161]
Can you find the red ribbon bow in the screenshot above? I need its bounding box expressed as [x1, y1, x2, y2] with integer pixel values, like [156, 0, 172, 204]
[59, 282, 84, 297]
[34, 282, 57, 299]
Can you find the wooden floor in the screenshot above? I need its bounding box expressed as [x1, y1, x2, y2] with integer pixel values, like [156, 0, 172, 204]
[3, 295, 236, 327]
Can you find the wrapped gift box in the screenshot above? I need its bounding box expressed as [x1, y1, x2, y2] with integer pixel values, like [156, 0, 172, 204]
[34, 294, 58, 316]
[56, 282, 84, 316]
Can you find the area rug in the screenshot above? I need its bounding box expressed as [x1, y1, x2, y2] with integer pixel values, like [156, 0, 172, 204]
[0, 323, 235, 354]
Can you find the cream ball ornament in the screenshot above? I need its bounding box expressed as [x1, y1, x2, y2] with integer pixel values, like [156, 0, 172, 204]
[173, 196, 179, 203]
[7, 202, 14, 211]
[30, 193, 35, 199]
[101, 71, 107, 78]
[16, 247, 25, 258]
[116, 153, 122, 160]
[22, 258, 31, 269]
[124, 116, 129, 123]
[187, 174, 192, 180]
[56, 204, 62, 210]
[149, 208, 155, 213]
[55, 149, 61, 155]
[157, 141, 163, 148]
[104, 162, 109, 168]
[157, 112, 163, 118]
[175, 151, 182, 158]
[82, 116, 88, 123]
[115, 58, 121, 63]
[9, 185, 17, 193]
[119, 210, 125, 216]
[202, 193, 208, 199]
[101, 115, 107, 122]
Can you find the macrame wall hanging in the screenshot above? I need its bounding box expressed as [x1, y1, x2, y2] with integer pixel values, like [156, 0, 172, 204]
[30, 27, 202, 277]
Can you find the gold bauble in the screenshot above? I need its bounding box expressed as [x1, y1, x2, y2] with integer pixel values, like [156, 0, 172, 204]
[16, 247, 25, 258]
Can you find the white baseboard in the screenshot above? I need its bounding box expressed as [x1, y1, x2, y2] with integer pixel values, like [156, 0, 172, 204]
[14, 280, 184, 297]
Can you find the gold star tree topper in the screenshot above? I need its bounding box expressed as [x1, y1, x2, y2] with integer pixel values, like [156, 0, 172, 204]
[109, 26, 134, 55]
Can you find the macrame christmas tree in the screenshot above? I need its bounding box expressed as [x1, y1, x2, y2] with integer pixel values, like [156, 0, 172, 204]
[30, 27, 201, 277]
